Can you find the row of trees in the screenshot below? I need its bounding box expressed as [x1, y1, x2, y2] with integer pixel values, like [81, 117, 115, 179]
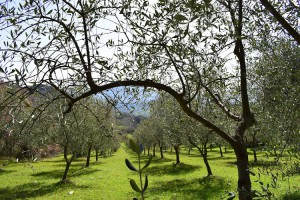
[0, 0, 299, 199]
[133, 93, 219, 177]
[0, 84, 119, 181]
[132, 37, 300, 190]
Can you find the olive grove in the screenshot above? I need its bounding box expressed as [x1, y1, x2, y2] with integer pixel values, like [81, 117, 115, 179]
[0, 0, 299, 199]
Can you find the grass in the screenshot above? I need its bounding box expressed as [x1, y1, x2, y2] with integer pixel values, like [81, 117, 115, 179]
[0, 145, 299, 200]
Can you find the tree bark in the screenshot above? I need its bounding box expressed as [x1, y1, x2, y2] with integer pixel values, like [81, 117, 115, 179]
[95, 149, 99, 161]
[252, 148, 257, 163]
[219, 145, 223, 157]
[62, 146, 74, 182]
[174, 146, 180, 165]
[62, 161, 72, 181]
[203, 144, 213, 176]
[159, 145, 164, 159]
[86, 144, 92, 167]
[233, 144, 252, 200]
[188, 136, 213, 177]
[152, 144, 156, 157]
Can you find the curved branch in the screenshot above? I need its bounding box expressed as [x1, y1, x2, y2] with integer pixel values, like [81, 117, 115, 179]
[260, 0, 300, 44]
[64, 80, 236, 146]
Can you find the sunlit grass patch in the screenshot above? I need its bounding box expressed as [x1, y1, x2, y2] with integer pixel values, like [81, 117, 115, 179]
[0, 145, 299, 199]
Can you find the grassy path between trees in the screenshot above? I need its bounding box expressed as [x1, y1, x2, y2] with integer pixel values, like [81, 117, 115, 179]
[0, 145, 299, 199]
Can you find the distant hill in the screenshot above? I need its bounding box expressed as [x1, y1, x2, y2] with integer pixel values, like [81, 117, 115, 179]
[98, 86, 157, 116]
[115, 112, 147, 134]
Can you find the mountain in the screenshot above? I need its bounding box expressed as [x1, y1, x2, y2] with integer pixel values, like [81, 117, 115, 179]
[97, 86, 157, 116]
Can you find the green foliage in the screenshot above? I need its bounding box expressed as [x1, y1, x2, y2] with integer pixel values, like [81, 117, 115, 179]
[125, 139, 152, 200]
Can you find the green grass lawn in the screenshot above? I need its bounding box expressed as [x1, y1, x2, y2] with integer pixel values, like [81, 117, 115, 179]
[0, 145, 299, 200]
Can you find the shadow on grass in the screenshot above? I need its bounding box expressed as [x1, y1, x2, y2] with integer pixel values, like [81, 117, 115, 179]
[207, 156, 235, 161]
[187, 154, 202, 158]
[41, 159, 65, 163]
[0, 168, 16, 176]
[248, 160, 279, 167]
[0, 181, 89, 200]
[32, 167, 100, 179]
[144, 163, 200, 176]
[152, 157, 173, 164]
[32, 170, 64, 179]
[148, 176, 227, 200]
[130, 156, 173, 165]
[51, 161, 91, 168]
[281, 191, 300, 200]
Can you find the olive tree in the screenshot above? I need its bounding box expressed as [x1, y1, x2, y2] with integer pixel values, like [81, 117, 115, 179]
[251, 39, 300, 160]
[1, 0, 299, 199]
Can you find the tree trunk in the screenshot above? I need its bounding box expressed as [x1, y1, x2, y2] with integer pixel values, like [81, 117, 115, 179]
[225, 145, 227, 153]
[233, 144, 252, 200]
[159, 145, 164, 159]
[62, 146, 74, 182]
[252, 148, 257, 163]
[219, 145, 223, 157]
[86, 145, 92, 167]
[95, 149, 99, 161]
[62, 161, 72, 181]
[188, 147, 191, 155]
[174, 146, 180, 165]
[203, 145, 213, 176]
[147, 146, 150, 156]
[152, 144, 156, 157]
[187, 136, 212, 176]
[273, 146, 277, 157]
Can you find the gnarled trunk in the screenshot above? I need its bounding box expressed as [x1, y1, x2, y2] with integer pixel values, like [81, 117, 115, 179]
[159, 145, 164, 159]
[233, 143, 252, 200]
[188, 136, 213, 177]
[174, 146, 180, 165]
[86, 144, 92, 167]
[219, 145, 223, 157]
[62, 146, 74, 182]
[252, 148, 257, 163]
[95, 149, 99, 161]
[203, 144, 212, 176]
[62, 161, 72, 181]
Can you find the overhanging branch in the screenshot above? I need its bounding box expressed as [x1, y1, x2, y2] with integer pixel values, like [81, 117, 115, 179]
[260, 0, 300, 44]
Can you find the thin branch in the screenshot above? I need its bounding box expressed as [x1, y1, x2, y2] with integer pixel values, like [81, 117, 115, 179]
[260, 0, 300, 44]
[79, 0, 95, 89]
[202, 83, 241, 121]
[161, 44, 186, 95]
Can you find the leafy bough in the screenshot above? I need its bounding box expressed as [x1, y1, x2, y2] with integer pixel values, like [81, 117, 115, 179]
[125, 139, 152, 200]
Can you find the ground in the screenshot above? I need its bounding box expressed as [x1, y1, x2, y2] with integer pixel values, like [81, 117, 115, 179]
[0, 145, 299, 200]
